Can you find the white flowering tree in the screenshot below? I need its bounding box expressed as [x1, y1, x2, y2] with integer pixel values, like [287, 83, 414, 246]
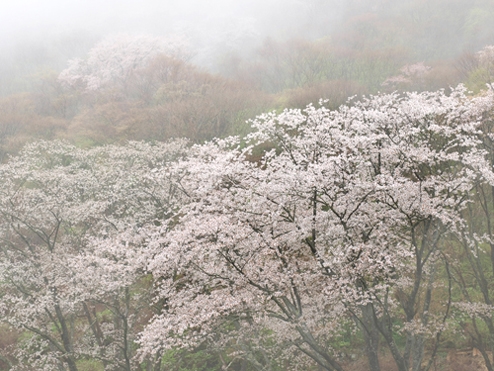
[58, 34, 190, 92]
[140, 86, 494, 371]
[449, 87, 494, 371]
[459, 45, 494, 92]
[0, 140, 187, 371]
[381, 62, 432, 91]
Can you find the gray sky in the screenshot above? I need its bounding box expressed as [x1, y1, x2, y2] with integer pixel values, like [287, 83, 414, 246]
[0, 0, 341, 44]
[0, 0, 344, 76]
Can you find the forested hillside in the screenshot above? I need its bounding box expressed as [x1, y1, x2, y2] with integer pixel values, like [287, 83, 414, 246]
[2, 1, 494, 370]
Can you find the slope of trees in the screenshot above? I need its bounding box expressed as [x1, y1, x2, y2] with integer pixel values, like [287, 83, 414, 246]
[0, 86, 494, 370]
[2, 0, 494, 159]
[0, 34, 272, 161]
[2, 1, 494, 369]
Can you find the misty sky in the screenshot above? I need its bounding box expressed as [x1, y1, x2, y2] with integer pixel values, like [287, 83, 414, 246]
[2, 0, 331, 39]
[0, 0, 345, 76]
[1, 0, 344, 51]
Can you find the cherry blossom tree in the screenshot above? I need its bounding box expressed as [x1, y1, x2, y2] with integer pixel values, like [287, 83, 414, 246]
[464, 45, 494, 92]
[381, 62, 432, 91]
[448, 87, 494, 371]
[140, 86, 494, 371]
[0, 140, 187, 371]
[58, 34, 190, 92]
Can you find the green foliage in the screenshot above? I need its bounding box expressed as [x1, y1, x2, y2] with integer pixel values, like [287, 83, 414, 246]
[466, 67, 493, 93]
[76, 359, 104, 371]
[464, 6, 494, 37]
[161, 348, 224, 371]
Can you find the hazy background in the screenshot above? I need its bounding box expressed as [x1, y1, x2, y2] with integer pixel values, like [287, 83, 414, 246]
[0, 0, 342, 42]
[1, 0, 494, 95]
[0, 0, 344, 89]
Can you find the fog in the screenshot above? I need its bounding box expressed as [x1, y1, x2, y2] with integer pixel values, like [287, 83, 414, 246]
[0, 0, 344, 79]
[1, 0, 494, 96]
[1, 0, 341, 37]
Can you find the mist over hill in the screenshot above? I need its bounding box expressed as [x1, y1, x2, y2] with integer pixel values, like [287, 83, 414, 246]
[2, 2, 494, 371]
[1, 0, 493, 95]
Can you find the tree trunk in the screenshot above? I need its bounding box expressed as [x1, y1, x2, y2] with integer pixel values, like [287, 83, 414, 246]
[361, 303, 381, 371]
[54, 304, 78, 371]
